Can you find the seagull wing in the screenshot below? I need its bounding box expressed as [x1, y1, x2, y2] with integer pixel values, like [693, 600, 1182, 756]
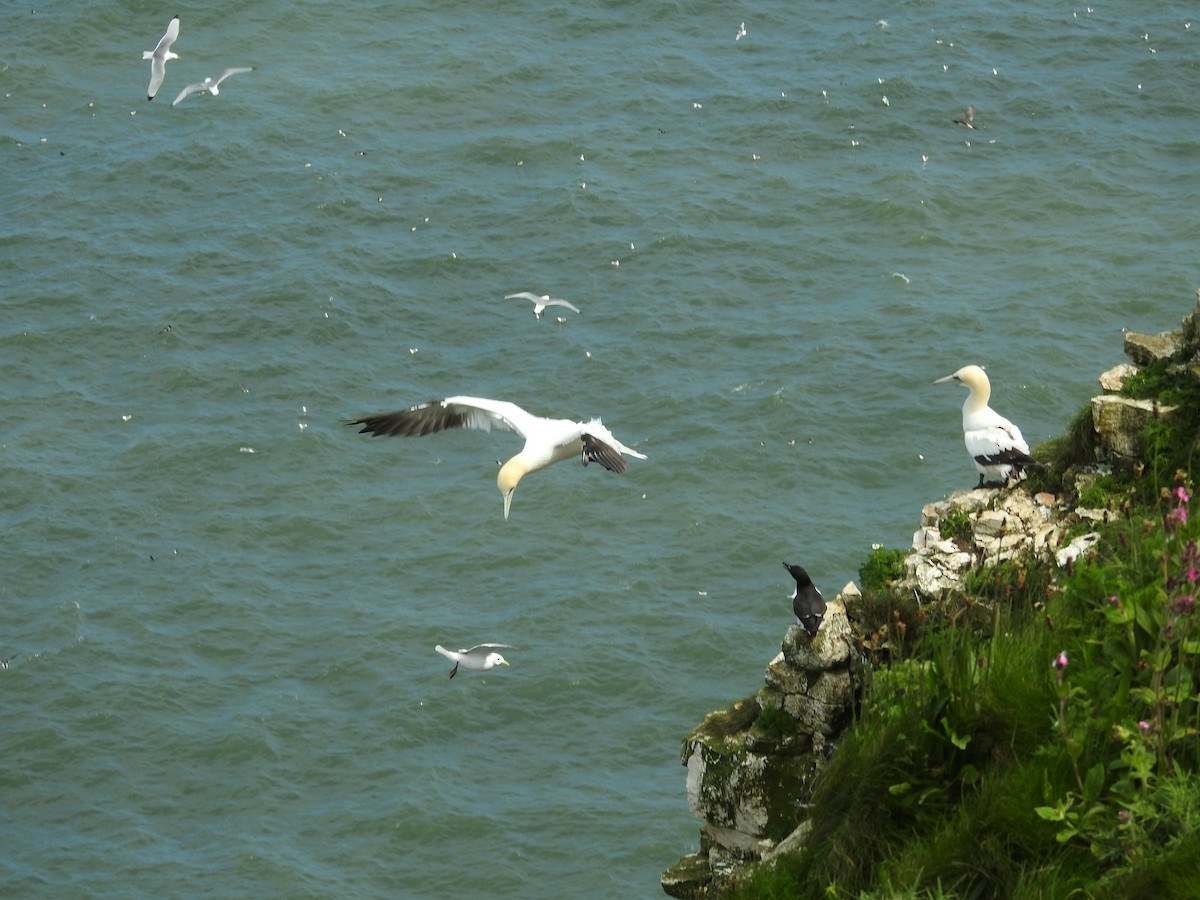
[504, 292, 543, 303]
[212, 66, 254, 88]
[171, 82, 207, 107]
[149, 60, 169, 100]
[155, 16, 180, 55]
[464, 644, 515, 653]
[544, 298, 580, 314]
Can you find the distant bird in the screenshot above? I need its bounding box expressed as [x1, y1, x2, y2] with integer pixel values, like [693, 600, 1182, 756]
[504, 292, 581, 319]
[954, 105, 976, 128]
[435, 643, 513, 678]
[348, 396, 646, 521]
[144, 15, 180, 101]
[784, 563, 826, 638]
[935, 365, 1039, 488]
[172, 67, 254, 107]
[0, 655, 15, 669]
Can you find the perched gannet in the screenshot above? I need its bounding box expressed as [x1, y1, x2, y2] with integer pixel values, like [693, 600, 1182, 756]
[172, 67, 254, 107]
[504, 292, 581, 319]
[144, 15, 180, 101]
[953, 105, 976, 128]
[935, 365, 1038, 488]
[348, 396, 646, 520]
[783, 563, 826, 638]
[435, 643, 513, 678]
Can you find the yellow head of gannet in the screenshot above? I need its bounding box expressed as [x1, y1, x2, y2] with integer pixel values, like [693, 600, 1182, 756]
[934, 365, 1038, 488]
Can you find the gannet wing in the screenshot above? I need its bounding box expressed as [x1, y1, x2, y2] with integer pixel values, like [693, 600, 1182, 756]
[348, 397, 536, 439]
[966, 424, 1036, 468]
[581, 434, 628, 473]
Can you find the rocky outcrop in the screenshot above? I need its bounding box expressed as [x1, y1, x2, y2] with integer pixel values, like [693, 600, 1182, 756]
[661, 591, 863, 898]
[662, 292, 1200, 897]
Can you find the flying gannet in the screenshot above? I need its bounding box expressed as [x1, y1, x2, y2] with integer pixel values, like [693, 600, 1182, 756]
[435, 643, 513, 678]
[953, 105, 976, 128]
[144, 15, 180, 101]
[172, 67, 254, 107]
[783, 562, 826, 638]
[935, 365, 1038, 488]
[347, 396, 646, 520]
[504, 292, 581, 319]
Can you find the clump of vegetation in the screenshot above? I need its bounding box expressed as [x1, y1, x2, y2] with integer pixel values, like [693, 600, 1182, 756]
[938, 507, 974, 544]
[859, 547, 907, 594]
[713, 358, 1200, 899]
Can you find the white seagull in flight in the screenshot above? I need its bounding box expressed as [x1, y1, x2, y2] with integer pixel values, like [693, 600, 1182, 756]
[435, 643, 513, 678]
[348, 396, 646, 520]
[172, 67, 255, 107]
[934, 365, 1038, 488]
[504, 292, 581, 319]
[143, 15, 180, 101]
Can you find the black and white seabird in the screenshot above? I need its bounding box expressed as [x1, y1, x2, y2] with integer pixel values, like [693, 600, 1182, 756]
[143, 15, 180, 101]
[783, 562, 826, 638]
[953, 105, 976, 128]
[935, 364, 1039, 488]
[348, 396, 646, 521]
[435, 643, 513, 678]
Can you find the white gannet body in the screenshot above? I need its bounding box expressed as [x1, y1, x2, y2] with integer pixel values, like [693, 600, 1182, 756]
[348, 396, 645, 520]
[435, 644, 513, 678]
[144, 15, 180, 101]
[935, 365, 1037, 488]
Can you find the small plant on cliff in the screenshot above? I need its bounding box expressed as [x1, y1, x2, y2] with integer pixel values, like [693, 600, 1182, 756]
[859, 546, 907, 594]
[938, 507, 973, 545]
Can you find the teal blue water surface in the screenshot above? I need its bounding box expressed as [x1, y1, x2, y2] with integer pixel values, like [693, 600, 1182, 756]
[2, 1, 1197, 895]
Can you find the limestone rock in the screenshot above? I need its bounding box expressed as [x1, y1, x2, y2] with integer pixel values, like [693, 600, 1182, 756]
[672, 592, 862, 881]
[1099, 363, 1138, 392]
[1090, 394, 1177, 460]
[1124, 330, 1180, 366]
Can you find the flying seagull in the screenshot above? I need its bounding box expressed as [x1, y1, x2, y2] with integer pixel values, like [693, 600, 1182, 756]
[144, 15, 180, 101]
[783, 562, 826, 638]
[435, 643, 513, 678]
[504, 292, 581, 319]
[348, 396, 646, 521]
[953, 105, 976, 128]
[934, 365, 1039, 488]
[172, 67, 254, 107]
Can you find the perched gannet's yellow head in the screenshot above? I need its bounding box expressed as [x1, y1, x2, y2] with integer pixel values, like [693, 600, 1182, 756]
[934, 365, 991, 407]
[497, 457, 529, 522]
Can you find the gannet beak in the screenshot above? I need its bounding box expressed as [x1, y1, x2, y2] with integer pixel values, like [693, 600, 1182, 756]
[502, 489, 514, 521]
[933, 374, 958, 385]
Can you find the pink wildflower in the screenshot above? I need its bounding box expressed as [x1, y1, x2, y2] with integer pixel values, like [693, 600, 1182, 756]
[1054, 651, 1069, 670]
